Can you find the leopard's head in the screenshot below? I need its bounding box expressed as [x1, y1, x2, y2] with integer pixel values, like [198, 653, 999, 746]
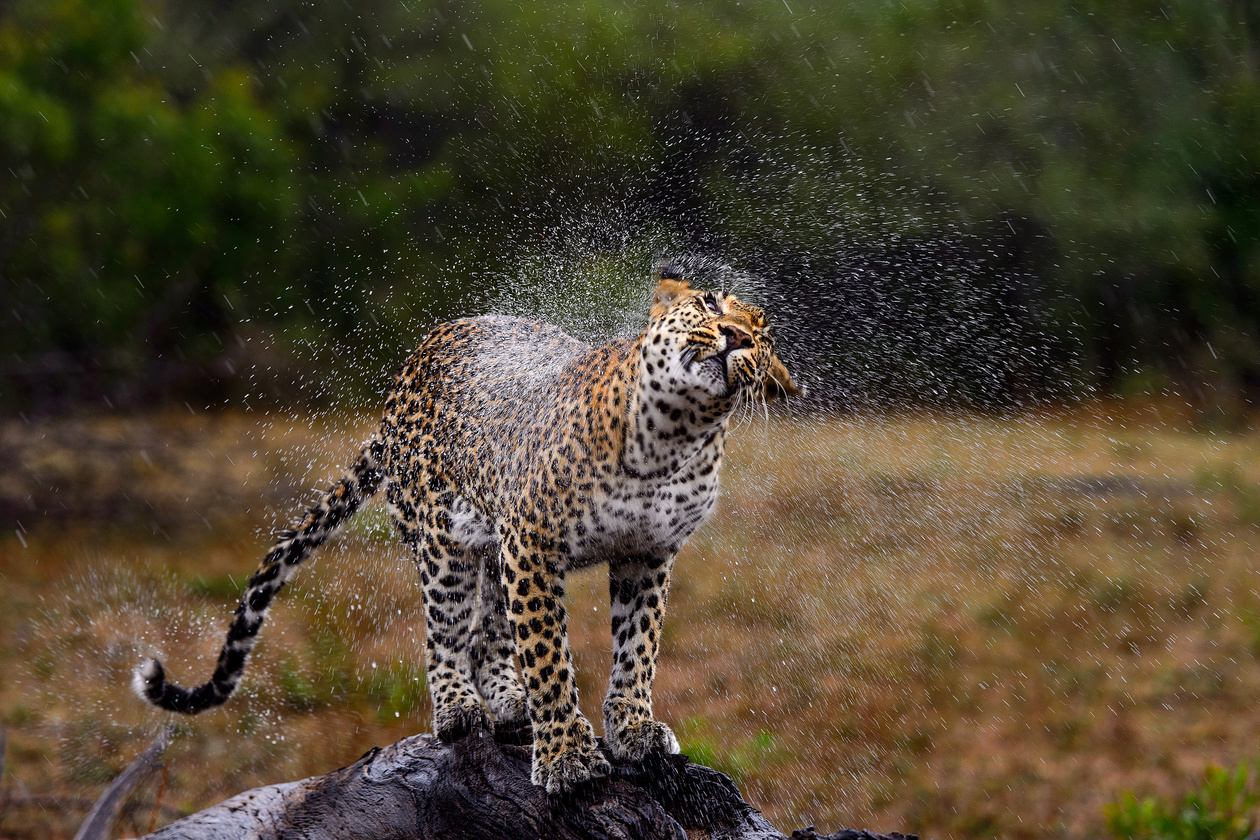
[644, 264, 799, 405]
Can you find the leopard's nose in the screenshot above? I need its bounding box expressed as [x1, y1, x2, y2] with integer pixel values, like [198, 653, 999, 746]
[721, 324, 753, 351]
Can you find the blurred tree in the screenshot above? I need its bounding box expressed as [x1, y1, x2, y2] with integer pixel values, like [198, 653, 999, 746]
[0, 0, 304, 406]
[3, 0, 1260, 409]
[706, 0, 1260, 404]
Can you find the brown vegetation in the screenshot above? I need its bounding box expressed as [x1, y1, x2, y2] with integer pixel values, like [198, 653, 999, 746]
[2, 403, 1258, 838]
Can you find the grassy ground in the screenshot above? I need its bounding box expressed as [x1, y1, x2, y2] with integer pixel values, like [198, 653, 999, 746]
[2, 402, 1259, 838]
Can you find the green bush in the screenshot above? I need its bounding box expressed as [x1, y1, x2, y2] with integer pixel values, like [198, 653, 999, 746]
[361, 663, 427, 725]
[1106, 759, 1260, 840]
[6, 0, 1260, 407]
[676, 721, 778, 783]
[0, 0, 302, 399]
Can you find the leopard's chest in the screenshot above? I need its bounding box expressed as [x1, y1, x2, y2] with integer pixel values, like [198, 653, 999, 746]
[561, 451, 722, 567]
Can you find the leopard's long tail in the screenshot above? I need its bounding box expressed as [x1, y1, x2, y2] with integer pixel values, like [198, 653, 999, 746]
[133, 436, 387, 714]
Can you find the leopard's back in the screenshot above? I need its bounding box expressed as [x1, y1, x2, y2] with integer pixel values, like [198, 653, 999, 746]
[382, 316, 633, 524]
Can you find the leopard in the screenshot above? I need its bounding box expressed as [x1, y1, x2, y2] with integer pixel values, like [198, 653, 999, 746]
[134, 264, 798, 794]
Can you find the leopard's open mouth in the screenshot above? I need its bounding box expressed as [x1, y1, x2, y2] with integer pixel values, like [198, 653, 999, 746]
[703, 349, 747, 398]
[684, 345, 746, 398]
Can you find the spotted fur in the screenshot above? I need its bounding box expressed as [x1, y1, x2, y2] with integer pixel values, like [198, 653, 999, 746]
[134, 267, 797, 793]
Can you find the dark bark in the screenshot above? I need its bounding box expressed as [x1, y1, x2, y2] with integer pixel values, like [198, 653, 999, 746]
[127, 731, 920, 840]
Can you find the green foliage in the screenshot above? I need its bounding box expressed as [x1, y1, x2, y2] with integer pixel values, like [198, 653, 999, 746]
[274, 658, 425, 720]
[5, 0, 1260, 406]
[1106, 759, 1260, 840]
[361, 663, 427, 724]
[277, 655, 322, 711]
[1, 0, 301, 404]
[677, 721, 778, 783]
[186, 572, 242, 601]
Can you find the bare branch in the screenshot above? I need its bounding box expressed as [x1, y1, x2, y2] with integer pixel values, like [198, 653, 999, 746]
[74, 727, 171, 840]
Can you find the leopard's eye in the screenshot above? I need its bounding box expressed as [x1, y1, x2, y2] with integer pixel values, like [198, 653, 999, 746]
[703, 293, 722, 314]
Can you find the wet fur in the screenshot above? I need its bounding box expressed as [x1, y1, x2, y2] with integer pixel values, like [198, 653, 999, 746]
[134, 268, 797, 793]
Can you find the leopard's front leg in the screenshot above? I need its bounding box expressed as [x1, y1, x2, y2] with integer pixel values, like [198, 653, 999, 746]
[500, 533, 610, 793]
[603, 555, 680, 762]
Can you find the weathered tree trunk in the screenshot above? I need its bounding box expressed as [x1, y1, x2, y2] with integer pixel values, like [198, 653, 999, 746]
[130, 731, 918, 840]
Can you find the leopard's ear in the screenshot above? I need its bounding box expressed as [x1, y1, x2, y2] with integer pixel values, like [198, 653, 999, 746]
[656, 261, 684, 281]
[651, 275, 691, 319]
[765, 353, 801, 401]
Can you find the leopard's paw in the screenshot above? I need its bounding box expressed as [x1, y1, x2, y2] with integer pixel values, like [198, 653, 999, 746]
[492, 694, 529, 728]
[434, 698, 492, 743]
[531, 715, 611, 794]
[605, 717, 680, 763]
[491, 695, 533, 746]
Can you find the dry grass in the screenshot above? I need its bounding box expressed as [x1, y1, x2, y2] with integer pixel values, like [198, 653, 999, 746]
[3, 402, 1260, 838]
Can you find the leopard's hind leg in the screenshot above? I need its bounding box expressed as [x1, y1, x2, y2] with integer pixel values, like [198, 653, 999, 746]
[469, 544, 529, 732]
[386, 477, 490, 741]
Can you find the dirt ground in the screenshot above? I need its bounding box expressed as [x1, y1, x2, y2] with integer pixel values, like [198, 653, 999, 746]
[2, 402, 1258, 838]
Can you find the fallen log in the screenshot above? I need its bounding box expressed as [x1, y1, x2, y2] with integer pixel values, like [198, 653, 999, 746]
[128, 730, 918, 840]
